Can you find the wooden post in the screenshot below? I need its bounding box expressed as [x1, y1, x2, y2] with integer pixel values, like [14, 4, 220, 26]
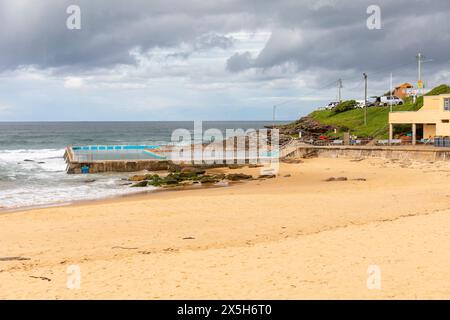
[343, 132, 350, 145]
[389, 124, 393, 146]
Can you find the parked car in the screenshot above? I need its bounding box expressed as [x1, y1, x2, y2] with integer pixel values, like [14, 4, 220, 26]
[367, 96, 379, 107]
[355, 100, 366, 108]
[380, 95, 403, 106]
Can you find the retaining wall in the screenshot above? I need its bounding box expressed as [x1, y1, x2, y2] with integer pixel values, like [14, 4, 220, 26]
[286, 145, 450, 162]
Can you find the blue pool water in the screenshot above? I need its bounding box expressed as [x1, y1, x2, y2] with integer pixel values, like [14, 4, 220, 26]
[72, 145, 160, 151]
[72, 145, 168, 161]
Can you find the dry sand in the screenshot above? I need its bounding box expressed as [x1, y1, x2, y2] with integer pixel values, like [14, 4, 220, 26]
[1, 157, 450, 299]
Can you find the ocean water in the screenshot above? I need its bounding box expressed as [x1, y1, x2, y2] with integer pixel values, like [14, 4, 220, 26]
[0, 121, 287, 210]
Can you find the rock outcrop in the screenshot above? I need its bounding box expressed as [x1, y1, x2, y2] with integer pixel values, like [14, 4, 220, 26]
[129, 170, 256, 187]
[275, 116, 336, 140]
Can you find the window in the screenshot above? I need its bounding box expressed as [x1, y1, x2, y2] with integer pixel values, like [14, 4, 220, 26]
[444, 98, 450, 111]
[442, 119, 450, 124]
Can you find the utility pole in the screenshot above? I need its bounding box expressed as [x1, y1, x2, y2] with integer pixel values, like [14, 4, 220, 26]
[390, 73, 393, 112]
[416, 52, 423, 97]
[416, 53, 433, 96]
[337, 79, 343, 102]
[363, 73, 368, 126]
[272, 105, 276, 129]
[417, 53, 422, 93]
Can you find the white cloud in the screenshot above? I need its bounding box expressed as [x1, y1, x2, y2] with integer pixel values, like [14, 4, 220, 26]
[63, 77, 85, 89]
[246, 96, 324, 103]
[0, 1, 448, 121]
[0, 103, 12, 115]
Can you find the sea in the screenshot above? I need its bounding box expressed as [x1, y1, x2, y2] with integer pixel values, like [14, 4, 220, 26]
[0, 121, 287, 210]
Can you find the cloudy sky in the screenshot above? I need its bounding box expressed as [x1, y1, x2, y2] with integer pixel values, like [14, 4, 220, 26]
[0, 0, 449, 121]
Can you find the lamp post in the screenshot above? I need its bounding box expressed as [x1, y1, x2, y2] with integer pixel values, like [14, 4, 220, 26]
[363, 73, 368, 126]
[390, 73, 393, 113]
[272, 105, 277, 129]
[416, 53, 433, 96]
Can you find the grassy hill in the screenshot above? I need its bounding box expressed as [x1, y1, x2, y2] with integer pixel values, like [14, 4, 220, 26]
[307, 84, 450, 139]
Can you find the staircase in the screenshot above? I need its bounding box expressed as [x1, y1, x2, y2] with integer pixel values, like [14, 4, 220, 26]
[280, 139, 304, 158]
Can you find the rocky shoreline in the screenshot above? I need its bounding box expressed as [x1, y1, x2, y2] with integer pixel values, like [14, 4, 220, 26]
[127, 165, 275, 188]
[270, 116, 336, 140]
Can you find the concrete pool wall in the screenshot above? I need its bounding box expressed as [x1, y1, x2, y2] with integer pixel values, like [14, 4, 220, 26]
[65, 145, 177, 173]
[64, 145, 264, 173]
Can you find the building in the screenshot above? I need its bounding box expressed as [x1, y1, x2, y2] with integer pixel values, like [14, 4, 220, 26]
[389, 94, 450, 144]
[393, 83, 414, 99]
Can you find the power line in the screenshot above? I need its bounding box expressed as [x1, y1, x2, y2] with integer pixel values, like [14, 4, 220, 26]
[340, 60, 417, 83]
[269, 57, 437, 119]
[363, 73, 368, 126]
[337, 79, 343, 102]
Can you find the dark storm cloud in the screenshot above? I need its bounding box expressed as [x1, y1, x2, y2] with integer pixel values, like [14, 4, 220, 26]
[194, 33, 234, 50]
[226, 52, 253, 72]
[0, 0, 260, 71]
[166, 33, 235, 60]
[224, 0, 450, 82]
[1, 0, 449, 82]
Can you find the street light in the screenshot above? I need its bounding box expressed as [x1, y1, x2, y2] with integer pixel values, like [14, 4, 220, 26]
[272, 105, 277, 129]
[416, 53, 433, 95]
[363, 73, 368, 126]
[272, 100, 296, 128]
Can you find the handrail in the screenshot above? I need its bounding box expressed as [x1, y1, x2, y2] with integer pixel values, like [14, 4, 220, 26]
[369, 123, 388, 138]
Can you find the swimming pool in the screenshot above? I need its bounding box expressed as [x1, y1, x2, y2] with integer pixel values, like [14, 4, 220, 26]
[71, 145, 168, 161]
[70, 144, 279, 162]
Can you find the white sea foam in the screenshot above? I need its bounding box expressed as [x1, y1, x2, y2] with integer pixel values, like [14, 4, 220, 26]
[0, 148, 156, 209]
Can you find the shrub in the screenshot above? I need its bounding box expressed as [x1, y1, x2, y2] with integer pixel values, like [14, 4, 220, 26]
[333, 100, 357, 114]
[425, 84, 450, 96]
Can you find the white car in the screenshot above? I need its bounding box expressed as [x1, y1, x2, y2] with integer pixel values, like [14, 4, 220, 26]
[367, 96, 379, 106]
[355, 100, 366, 108]
[380, 96, 403, 106]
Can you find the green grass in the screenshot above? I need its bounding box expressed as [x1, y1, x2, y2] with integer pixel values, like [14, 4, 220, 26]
[310, 104, 413, 138]
[308, 84, 450, 139]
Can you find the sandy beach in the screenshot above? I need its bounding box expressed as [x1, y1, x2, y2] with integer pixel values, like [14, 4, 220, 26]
[1, 156, 450, 299]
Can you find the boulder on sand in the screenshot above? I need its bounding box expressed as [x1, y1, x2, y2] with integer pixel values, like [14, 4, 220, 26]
[199, 175, 220, 184]
[227, 164, 245, 170]
[325, 176, 348, 182]
[179, 168, 206, 179]
[128, 175, 147, 182]
[258, 174, 276, 179]
[248, 164, 263, 168]
[128, 173, 160, 181]
[163, 178, 179, 185]
[226, 173, 253, 181]
[212, 173, 226, 180]
[131, 180, 148, 187]
[181, 167, 206, 175]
